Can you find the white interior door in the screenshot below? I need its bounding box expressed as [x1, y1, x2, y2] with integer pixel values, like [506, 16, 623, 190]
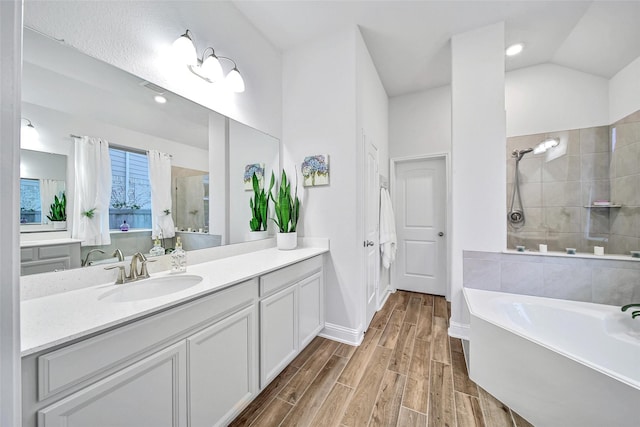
[394, 157, 446, 295]
[363, 135, 379, 329]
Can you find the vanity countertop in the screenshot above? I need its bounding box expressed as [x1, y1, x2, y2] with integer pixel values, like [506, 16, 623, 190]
[21, 246, 328, 357]
[20, 238, 82, 248]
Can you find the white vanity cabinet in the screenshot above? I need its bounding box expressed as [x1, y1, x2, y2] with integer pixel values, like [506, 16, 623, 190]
[22, 279, 259, 427]
[22, 252, 325, 427]
[38, 342, 187, 427]
[259, 256, 324, 387]
[20, 241, 81, 276]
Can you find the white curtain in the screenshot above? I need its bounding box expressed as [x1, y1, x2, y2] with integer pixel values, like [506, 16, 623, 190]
[148, 150, 176, 239]
[40, 179, 65, 223]
[72, 136, 112, 246]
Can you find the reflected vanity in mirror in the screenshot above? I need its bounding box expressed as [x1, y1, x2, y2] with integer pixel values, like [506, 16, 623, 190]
[20, 27, 280, 275]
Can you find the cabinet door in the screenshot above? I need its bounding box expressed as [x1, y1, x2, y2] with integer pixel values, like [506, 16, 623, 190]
[298, 271, 324, 349]
[38, 342, 187, 427]
[188, 305, 257, 427]
[260, 284, 298, 387]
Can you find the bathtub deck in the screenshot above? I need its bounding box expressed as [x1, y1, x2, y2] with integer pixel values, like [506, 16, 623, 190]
[230, 291, 532, 427]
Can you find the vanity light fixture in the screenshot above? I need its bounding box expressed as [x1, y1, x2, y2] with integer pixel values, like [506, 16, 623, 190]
[172, 29, 245, 93]
[21, 118, 39, 144]
[505, 43, 524, 57]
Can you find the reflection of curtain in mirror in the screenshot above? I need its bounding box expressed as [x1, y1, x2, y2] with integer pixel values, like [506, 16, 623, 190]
[40, 179, 65, 224]
[72, 136, 112, 246]
[148, 150, 176, 239]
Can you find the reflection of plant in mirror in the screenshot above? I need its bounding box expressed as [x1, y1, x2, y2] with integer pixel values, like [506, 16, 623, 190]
[250, 171, 275, 232]
[82, 208, 96, 219]
[47, 192, 67, 222]
[271, 170, 300, 233]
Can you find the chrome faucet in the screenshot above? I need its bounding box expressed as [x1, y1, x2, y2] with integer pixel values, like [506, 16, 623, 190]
[621, 303, 640, 319]
[104, 251, 156, 285]
[82, 249, 105, 267]
[112, 248, 124, 262]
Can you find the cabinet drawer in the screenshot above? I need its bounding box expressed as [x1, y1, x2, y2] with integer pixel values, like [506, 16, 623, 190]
[38, 245, 72, 260]
[259, 256, 322, 297]
[21, 258, 70, 276]
[38, 279, 257, 402]
[21, 247, 36, 262]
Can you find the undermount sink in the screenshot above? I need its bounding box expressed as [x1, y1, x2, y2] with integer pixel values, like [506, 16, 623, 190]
[99, 274, 204, 302]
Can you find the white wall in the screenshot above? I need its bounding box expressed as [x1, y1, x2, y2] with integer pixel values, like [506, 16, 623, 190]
[609, 56, 640, 123]
[450, 23, 506, 337]
[24, 1, 282, 139]
[283, 28, 362, 341]
[0, 1, 22, 424]
[505, 64, 609, 137]
[355, 28, 390, 306]
[389, 85, 452, 159]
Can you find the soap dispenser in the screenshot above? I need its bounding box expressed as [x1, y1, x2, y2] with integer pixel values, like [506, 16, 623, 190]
[149, 237, 164, 257]
[171, 236, 186, 273]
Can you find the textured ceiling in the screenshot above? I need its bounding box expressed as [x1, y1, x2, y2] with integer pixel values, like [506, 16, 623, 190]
[232, 0, 640, 97]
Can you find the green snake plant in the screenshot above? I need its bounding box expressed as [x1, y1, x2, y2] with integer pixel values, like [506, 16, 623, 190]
[47, 192, 67, 222]
[249, 171, 275, 232]
[271, 169, 300, 233]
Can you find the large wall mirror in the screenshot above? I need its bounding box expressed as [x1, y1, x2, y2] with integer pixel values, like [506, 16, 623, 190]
[21, 27, 279, 274]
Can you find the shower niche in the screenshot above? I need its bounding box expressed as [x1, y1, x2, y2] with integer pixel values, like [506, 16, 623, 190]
[506, 109, 640, 255]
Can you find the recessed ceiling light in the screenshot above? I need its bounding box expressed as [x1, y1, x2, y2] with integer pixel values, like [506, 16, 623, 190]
[154, 95, 167, 104]
[506, 43, 524, 57]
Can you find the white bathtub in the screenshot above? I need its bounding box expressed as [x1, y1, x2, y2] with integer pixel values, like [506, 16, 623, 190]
[464, 288, 640, 427]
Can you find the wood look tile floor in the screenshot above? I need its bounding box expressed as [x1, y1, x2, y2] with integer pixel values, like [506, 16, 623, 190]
[230, 291, 534, 427]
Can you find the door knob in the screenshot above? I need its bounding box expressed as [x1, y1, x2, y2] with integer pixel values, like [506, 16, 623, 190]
[438, 232, 444, 237]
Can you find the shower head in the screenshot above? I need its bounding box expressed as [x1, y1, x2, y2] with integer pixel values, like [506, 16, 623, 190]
[512, 148, 533, 161]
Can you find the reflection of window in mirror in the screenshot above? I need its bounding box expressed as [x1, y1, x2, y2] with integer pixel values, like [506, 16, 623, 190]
[20, 178, 42, 224]
[109, 147, 152, 230]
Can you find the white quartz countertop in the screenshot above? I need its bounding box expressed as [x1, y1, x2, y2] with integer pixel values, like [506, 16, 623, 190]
[20, 238, 82, 248]
[21, 246, 328, 357]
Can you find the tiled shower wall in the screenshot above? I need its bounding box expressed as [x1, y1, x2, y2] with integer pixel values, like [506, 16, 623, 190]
[463, 250, 640, 306]
[609, 110, 640, 254]
[507, 109, 640, 255]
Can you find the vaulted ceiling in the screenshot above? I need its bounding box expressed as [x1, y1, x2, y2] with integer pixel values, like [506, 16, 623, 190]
[232, 0, 640, 97]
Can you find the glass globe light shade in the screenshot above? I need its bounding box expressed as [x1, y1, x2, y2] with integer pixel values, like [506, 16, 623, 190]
[172, 32, 197, 66]
[21, 122, 39, 144]
[200, 54, 223, 82]
[226, 67, 245, 93]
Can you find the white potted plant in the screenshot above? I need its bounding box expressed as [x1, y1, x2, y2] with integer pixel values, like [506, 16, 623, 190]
[248, 171, 274, 241]
[271, 169, 300, 250]
[47, 192, 67, 229]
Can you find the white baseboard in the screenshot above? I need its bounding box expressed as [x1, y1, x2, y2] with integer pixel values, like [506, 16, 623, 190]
[319, 322, 364, 346]
[377, 287, 393, 310]
[448, 321, 470, 341]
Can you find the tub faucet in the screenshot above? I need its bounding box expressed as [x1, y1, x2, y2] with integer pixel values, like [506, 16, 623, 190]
[82, 249, 105, 267]
[621, 303, 640, 319]
[112, 248, 124, 261]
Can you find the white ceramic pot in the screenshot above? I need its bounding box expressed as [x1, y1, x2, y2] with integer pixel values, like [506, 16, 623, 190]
[246, 230, 268, 241]
[276, 232, 298, 250]
[52, 220, 67, 230]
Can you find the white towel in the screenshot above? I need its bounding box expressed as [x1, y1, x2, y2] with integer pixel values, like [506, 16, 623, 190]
[379, 187, 397, 269]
